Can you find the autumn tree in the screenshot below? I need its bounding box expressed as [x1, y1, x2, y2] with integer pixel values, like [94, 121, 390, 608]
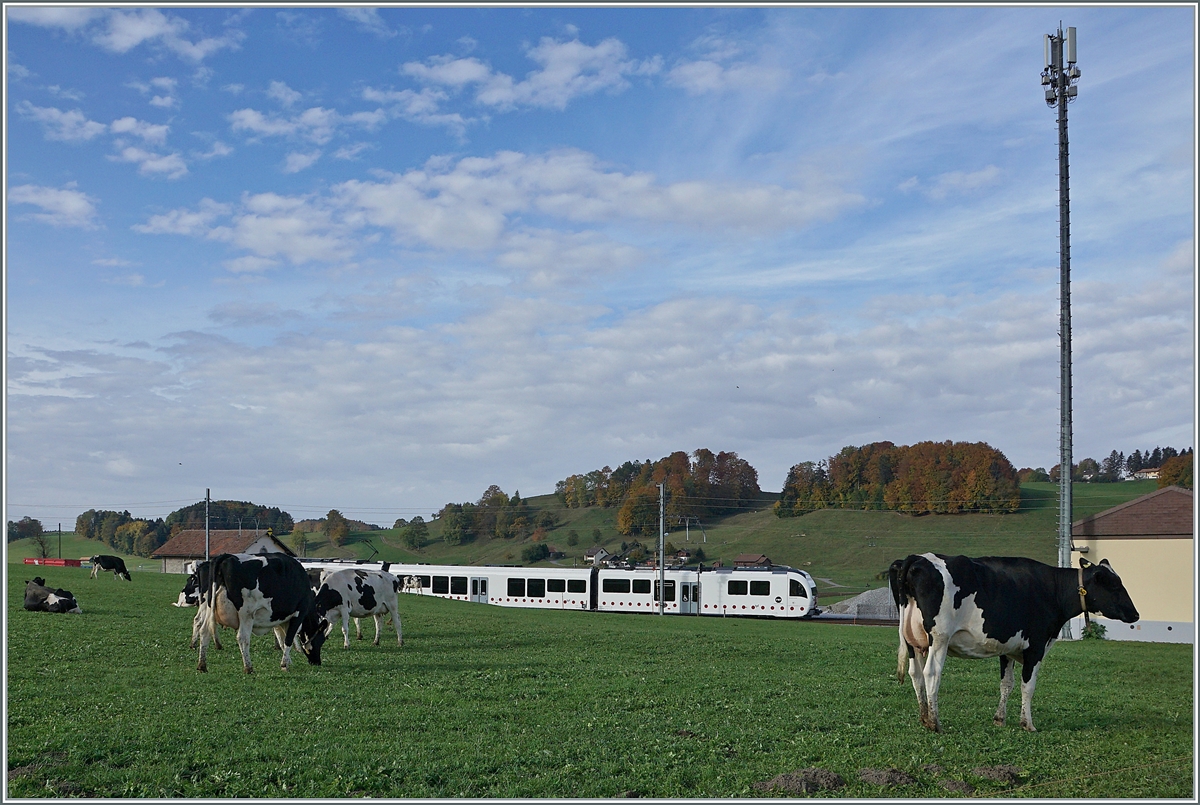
[324, 509, 350, 546]
[1158, 451, 1194, 490]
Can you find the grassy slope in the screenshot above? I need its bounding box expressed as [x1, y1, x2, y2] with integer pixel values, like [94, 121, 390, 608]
[10, 481, 1161, 604]
[284, 480, 1161, 602]
[6, 569, 1194, 798]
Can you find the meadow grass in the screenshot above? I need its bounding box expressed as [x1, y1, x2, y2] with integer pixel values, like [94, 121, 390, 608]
[6, 568, 1193, 798]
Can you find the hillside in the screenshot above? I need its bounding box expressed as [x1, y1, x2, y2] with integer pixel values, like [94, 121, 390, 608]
[12, 481, 1161, 604]
[286, 480, 1162, 602]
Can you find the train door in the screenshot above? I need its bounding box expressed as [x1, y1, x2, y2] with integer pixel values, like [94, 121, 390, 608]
[470, 576, 489, 604]
[678, 578, 699, 615]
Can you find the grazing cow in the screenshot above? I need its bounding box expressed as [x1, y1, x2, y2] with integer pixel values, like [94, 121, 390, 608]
[891, 553, 1139, 733]
[24, 577, 82, 613]
[403, 575, 422, 595]
[314, 569, 404, 649]
[177, 560, 227, 650]
[90, 554, 131, 581]
[197, 553, 328, 673]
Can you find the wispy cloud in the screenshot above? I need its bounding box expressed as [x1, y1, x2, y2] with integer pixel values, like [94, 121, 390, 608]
[9, 183, 100, 228]
[9, 7, 242, 62]
[16, 101, 107, 141]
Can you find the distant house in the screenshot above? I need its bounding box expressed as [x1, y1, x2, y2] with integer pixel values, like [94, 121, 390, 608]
[1131, 468, 1161, 480]
[152, 529, 295, 574]
[584, 546, 610, 567]
[546, 545, 565, 560]
[1071, 485, 1193, 643]
[734, 553, 772, 567]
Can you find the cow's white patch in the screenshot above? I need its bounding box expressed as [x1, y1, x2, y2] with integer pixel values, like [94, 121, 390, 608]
[945, 593, 1029, 659]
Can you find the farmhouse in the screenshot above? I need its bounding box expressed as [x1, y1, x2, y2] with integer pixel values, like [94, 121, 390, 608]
[733, 553, 772, 567]
[1071, 485, 1194, 643]
[584, 546, 610, 566]
[151, 529, 295, 574]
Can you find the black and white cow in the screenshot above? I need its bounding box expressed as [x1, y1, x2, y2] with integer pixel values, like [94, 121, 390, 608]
[314, 568, 404, 649]
[197, 553, 328, 673]
[24, 577, 82, 613]
[177, 560, 223, 650]
[890, 553, 1139, 733]
[90, 554, 131, 581]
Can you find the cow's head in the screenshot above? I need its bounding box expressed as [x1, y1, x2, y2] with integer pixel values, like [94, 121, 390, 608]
[295, 612, 329, 665]
[176, 573, 200, 607]
[312, 585, 343, 620]
[1080, 558, 1139, 623]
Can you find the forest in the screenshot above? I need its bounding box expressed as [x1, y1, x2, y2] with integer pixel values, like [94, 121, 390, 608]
[775, 441, 1022, 517]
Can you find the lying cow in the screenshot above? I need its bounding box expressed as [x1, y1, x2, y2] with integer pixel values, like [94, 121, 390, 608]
[24, 577, 82, 613]
[891, 553, 1139, 732]
[197, 553, 328, 673]
[90, 554, 131, 581]
[314, 568, 403, 649]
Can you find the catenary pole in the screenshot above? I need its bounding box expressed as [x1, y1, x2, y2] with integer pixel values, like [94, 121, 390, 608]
[658, 483, 665, 615]
[205, 488, 211, 562]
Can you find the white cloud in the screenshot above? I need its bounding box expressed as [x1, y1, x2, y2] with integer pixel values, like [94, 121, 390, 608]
[16, 101, 107, 142]
[222, 256, 280, 274]
[666, 59, 787, 95]
[8, 183, 100, 228]
[108, 146, 188, 179]
[228, 105, 385, 145]
[403, 36, 661, 111]
[332, 142, 373, 160]
[110, 116, 170, 145]
[283, 150, 322, 173]
[193, 140, 233, 160]
[338, 8, 397, 39]
[132, 198, 230, 235]
[361, 86, 470, 135]
[207, 192, 356, 265]
[267, 80, 303, 107]
[926, 165, 1002, 200]
[9, 7, 242, 62]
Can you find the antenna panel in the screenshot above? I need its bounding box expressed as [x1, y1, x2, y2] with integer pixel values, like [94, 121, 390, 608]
[1066, 27, 1077, 64]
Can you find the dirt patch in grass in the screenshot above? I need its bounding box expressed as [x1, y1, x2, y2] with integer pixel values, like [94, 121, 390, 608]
[972, 765, 1024, 784]
[858, 768, 915, 786]
[941, 779, 977, 794]
[753, 768, 845, 795]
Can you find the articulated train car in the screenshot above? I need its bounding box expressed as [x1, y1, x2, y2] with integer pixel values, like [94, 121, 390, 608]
[299, 559, 819, 619]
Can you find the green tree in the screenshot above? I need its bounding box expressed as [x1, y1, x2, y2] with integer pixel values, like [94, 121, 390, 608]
[522, 542, 550, 563]
[403, 516, 429, 551]
[324, 509, 350, 547]
[292, 530, 311, 557]
[393, 517, 408, 530]
[566, 529, 580, 546]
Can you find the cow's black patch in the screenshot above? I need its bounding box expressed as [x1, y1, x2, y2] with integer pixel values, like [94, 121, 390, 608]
[353, 575, 378, 611]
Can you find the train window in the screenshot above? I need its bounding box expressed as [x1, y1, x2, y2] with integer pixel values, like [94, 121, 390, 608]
[790, 578, 808, 598]
[632, 579, 651, 594]
[728, 580, 748, 596]
[654, 580, 676, 602]
[567, 579, 586, 593]
[450, 576, 468, 596]
[432, 576, 449, 594]
[471, 579, 478, 596]
[547, 578, 566, 593]
[508, 578, 526, 597]
[418, 575, 431, 588]
[750, 580, 770, 596]
[602, 578, 630, 594]
[528, 578, 546, 598]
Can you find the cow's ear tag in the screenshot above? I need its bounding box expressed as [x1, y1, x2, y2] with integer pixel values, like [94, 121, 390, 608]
[1078, 557, 1092, 568]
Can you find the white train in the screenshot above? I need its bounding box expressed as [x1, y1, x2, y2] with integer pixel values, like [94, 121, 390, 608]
[298, 559, 819, 619]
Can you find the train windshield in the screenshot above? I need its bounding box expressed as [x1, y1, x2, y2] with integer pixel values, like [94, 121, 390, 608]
[789, 578, 808, 598]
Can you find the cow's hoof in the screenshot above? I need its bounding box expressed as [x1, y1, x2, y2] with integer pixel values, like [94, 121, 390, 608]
[198, 664, 207, 673]
[1021, 722, 1036, 732]
[244, 666, 254, 674]
[993, 716, 1006, 727]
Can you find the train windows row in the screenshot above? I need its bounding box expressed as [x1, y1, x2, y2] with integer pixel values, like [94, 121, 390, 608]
[725, 579, 809, 598]
[600, 578, 679, 602]
[506, 578, 587, 597]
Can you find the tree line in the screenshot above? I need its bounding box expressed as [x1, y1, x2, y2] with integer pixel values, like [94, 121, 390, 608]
[776, 441, 1022, 517]
[419, 486, 561, 548]
[1017, 445, 1193, 488]
[557, 449, 761, 537]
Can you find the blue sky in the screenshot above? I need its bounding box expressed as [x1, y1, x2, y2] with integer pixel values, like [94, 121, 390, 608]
[5, 5, 1195, 527]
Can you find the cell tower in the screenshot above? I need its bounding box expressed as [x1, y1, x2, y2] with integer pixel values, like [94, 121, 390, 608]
[1042, 24, 1081, 636]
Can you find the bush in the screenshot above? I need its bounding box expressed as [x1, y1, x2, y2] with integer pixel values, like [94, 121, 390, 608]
[1081, 621, 1107, 640]
[521, 543, 550, 564]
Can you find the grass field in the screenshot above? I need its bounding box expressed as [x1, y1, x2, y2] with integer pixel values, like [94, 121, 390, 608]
[6, 568, 1193, 798]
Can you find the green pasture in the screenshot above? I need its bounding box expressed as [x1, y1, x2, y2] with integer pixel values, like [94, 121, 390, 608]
[6, 568, 1193, 798]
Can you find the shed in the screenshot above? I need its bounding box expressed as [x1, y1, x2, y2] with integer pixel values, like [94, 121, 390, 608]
[152, 529, 295, 574]
[734, 553, 772, 567]
[1071, 485, 1194, 643]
